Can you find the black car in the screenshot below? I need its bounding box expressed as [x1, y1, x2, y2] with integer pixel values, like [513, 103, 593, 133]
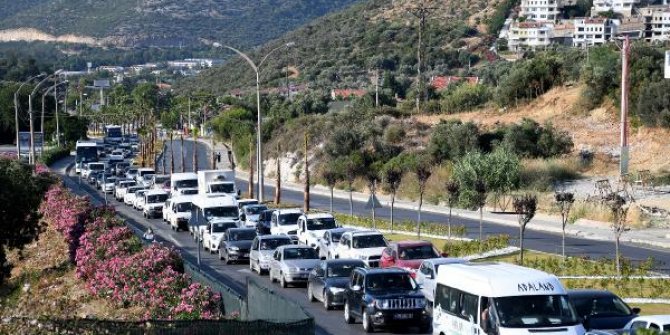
[115, 162, 130, 177]
[88, 171, 102, 185]
[218, 228, 257, 264]
[343, 267, 430, 333]
[568, 289, 640, 330]
[256, 209, 275, 235]
[308, 259, 366, 310]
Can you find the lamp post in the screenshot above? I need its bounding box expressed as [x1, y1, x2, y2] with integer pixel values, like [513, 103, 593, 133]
[14, 73, 46, 159]
[219, 42, 295, 202]
[42, 81, 68, 148]
[28, 75, 53, 164]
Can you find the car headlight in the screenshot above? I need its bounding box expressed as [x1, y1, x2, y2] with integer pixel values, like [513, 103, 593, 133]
[228, 246, 240, 251]
[416, 298, 426, 308]
[374, 299, 390, 309]
[288, 267, 300, 273]
[328, 287, 346, 294]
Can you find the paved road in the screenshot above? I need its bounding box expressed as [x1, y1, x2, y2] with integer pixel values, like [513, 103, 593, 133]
[168, 139, 670, 272]
[57, 158, 426, 335]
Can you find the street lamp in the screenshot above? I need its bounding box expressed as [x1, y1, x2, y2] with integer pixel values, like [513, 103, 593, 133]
[42, 81, 68, 148]
[14, 73, 46, 159]
[28, 75, 54, 164]
[218, 41, 295, 202]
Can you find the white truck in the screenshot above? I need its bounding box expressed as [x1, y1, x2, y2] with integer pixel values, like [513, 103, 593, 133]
[197, 169, 238, 198]
[170, 172, 198, 195]
[190, 195, 240, 253]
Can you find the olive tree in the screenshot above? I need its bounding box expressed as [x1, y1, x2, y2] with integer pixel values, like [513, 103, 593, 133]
[408, 153, 433, 238]
[320, 163, 342, 214]
[604, 193, 631, 276]
[513, 194, 537, 265]
[445, 180, 460, 239]
[555, 191, 575, 259]
[383, 159, 404, 234]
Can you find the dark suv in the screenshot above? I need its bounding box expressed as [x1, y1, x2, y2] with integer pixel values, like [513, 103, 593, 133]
[568, 289, 640, 330]
[256, 209, 275, 235]
[343, 267, 430, 333]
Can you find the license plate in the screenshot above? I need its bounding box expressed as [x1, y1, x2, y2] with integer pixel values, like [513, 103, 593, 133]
[243, 253, 249, 257]
[395, 313, 413, 320]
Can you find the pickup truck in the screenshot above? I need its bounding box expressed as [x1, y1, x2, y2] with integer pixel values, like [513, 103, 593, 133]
[296, 213, 338, 249]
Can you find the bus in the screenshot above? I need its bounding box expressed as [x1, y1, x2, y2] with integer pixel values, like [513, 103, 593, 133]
[75, 141, 99, 174]
[104, 125, 123, 144]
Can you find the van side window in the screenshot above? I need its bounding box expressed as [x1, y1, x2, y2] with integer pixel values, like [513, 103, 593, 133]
[460, 291, 478, 321]
[436, 284, 479, 321]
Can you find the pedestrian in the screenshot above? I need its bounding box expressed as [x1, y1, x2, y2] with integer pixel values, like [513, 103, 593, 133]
[143, 227, 155, 241]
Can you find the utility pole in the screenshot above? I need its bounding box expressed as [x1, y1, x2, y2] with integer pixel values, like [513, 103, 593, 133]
[54, 80, 60, 147]
[375, 68, 380, 108]
[188, 96, 192, 136]
[408, 2, 436, 116]
[248, 138, 255, 199]
[303, 132, 310, 212]
[620, 36, 630, 176]
[180, 134, 185, 173]
[275, 142, 281, 205]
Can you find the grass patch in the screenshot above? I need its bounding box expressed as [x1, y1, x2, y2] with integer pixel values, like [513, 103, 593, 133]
[520, 158, 581, 192]
[637, 304, 670, 315]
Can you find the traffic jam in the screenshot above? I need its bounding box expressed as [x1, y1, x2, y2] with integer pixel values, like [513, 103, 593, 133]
[72, 125, 657, 335]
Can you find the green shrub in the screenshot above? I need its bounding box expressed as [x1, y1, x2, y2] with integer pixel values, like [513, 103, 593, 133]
[335, 213, 467, 237]
[39, 146, 71, 166]
[501, 119, 573, 158]
[428, 120, 480, 162]
[442, 235, 510, 257]
[520, 159, 580, 191]
[441, 84, 491, 114]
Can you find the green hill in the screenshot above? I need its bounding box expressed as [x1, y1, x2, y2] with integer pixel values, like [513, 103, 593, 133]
[0, 0, 363, 48]
[176, 0, 500, 94]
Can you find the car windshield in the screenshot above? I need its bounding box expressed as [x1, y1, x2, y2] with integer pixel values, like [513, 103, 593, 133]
[154, 176, 169, 184]
[260, 238, 291, 250]
[366, 273, 416, 291]
[121, 181, 135, 187]
[306, 217, 337, 230]
[127, 169, 138, 174]
[239, 201, 259, 209]
[331, 231, 346, 242]
[245, 205, 268, 215]
[212, 223, 236, 233]
[283, 247, 319, 260]
[176, 179, 198, 188]
[494, 295, 579, 328]
[279, 213, 301, 226]
[127, 187, 142, 194]
[147, 194, 168, 203]
[210, 183, 235, 193]
[105, 177, 117, 183]
[327, 263, 359, 278]
[89, 164, 105, 171]
[136, 191, 147, 198]
[181, 189, 198, 195]
[398, 245, 439, 260]
[571, 295, 632, 318]
[204, 206, 238, 219]
[229, 230, 256, 241]
[175, 202, 192, 212]
[143, 174, 155, 181]
[353, 235, 387, 248]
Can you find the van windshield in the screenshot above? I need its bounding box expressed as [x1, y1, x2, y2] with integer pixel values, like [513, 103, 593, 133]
[176, 179, 198, 188]
[279, 213, 301, 226]
[147, 194, 168, 203]
[210, 183, 235, 193]
[493, 295, 579, 328]
[175, 202, 192, 212]
[306, 217, 337, 231]
[204, 206, 238, 219]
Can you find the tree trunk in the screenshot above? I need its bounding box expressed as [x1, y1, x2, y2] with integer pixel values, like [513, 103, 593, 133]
[615, 234, 621, 276]
[329, 187, 334, 213]
[170, 133, 174, 173]
[519, 226, 525, 265]
[348, 182, 353, 217]
[275, 143, 281, 205]
[193, 135, 198, 172]
[180, 135, 185, 173]
[391, 192, 396, 234]
[479, 207, 483, 252]
[303, 133, 310, 212]
[248, 140, 254, 199]
[448, 206, 452, 239]
[417, 191, 423, 238]
[562, 214, 566, 259]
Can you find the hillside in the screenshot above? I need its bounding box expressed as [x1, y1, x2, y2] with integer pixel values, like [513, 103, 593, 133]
[0, 0, 363, 48]
[177, 0, 499, 94]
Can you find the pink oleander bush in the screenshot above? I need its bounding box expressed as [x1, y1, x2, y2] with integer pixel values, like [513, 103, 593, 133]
[40, 184, 222, 320]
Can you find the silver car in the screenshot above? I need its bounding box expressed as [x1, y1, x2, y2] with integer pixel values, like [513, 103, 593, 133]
[317, 227, 357, 260]
[269, 245, 321, 288]
[249, 235, 293, 275]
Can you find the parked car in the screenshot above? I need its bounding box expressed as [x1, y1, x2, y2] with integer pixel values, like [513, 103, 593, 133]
[318, 227, 357, 260]
[143, 190, 169, 219]
[297, 213, 338, 248]
[343, 267, 430, 333]
[568, 289, 640, 330]
[218, 228, 257, 264]
[380, 241, 445, 276]
[334, 230, 388, 267]
[624, 315, 670, 334]
[307, 259, 366, 310]
[255, 209, 275, 235]
[240, 204, 268, 228]
[269, 245, 321, 288]
[415, 258, 467, 305]
[249, 235, 293, 275]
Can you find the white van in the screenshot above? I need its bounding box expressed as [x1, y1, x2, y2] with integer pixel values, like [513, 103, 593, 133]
[190, 195, 239, 252]
[432, 262, 584, 335]
[171, 172, 198, 195]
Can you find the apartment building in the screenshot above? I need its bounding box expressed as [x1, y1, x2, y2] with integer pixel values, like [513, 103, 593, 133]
[508, 21, 554, 51]
[592, 0, 641, 17]
[573, 18, 616, 47]
[640, 5, 670, 41]
[520, 0, 564, 21]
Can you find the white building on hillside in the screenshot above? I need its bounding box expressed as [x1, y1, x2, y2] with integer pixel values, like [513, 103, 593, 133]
[573, 17, 617, 47]
[508, 21, 554, 51]
[592, 0, 641, 17]
[640, 6, 670, 42]
[520, 0, 564, 21]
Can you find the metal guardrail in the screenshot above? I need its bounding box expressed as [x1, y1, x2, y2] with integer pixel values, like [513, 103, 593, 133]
[183, 260, 247, 318]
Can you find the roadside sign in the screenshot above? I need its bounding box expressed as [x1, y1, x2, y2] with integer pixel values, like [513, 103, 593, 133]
[365, 194, 382, 210]
[18, 132, 43, 154]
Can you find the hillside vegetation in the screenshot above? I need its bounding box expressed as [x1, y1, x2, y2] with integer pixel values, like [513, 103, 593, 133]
[0, 0, 362, 48]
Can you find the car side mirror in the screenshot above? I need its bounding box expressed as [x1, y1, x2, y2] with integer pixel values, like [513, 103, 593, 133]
[632, 307, 641, 314]
[441, 252, 449, 257]
[352, 285, 361, 292]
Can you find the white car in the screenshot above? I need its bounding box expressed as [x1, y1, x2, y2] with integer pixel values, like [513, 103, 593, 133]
[270, 208, 303, 238]
[237, 198, 259, 216]
[317, 227, 357, 260]
[115, 180, 136, 200]
[133, 189, 148, 210]
[240, 204, 268, 228]
[333, 230, 388, 267]
[202, 221, 238, 253]
[297, 213, 338, 248]
[123, 186, 145, 206]
[108, 150, 124, 161]
[139, 173, 155, 188]
[143, 189, 168, 219]
[249, 234, 293, 275]
[162, 198, 173, 222]
[415, 258, 467, 304]
[151, 174, 170, 190]
[101, 176, 117, 193]
[169, 197, 194, 232]
[82, 162, 106, 179]
[623, 315, 670, 333]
